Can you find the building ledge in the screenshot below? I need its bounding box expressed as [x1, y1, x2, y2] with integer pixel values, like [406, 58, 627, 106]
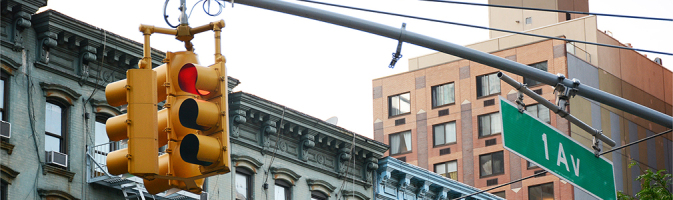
[42, 164, 76, 182]
[1, 141, 14, 154]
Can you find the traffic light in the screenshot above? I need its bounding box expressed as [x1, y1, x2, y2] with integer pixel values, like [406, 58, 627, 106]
[176, 60, 231, 175]
[104, 63, 167, 177]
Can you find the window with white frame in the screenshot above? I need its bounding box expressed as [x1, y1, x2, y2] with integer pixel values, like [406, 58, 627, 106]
[388, 93, 411, 117]
[526, 104, 550, 123]
[476, 73, 500, 97]
[389, 131, 412, 155]
[433, 121, 456, 146]
[435, 160, 458, 180]
[432, 83, 455, 107]
[478, 112, 501, 137]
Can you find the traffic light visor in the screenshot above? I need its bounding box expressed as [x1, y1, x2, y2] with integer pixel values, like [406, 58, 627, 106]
[178, 63, 218, 96]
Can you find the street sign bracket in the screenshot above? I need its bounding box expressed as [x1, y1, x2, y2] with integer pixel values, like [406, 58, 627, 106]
[497, 72, 616, 147]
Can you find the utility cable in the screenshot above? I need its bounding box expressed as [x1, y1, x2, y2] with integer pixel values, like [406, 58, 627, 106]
[419, 0, 673, 22]
[455, 170, 547, 200]
[600, 129, 672, 156]
[261, 106, 286, 188]
[296, 0, 673, 56]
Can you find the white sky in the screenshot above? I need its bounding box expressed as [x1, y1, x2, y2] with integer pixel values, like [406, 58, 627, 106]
[38, 0, 672, 139]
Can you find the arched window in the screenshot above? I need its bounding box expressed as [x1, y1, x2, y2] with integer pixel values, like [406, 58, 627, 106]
[311, 190, 328, 200]
[274, 179, 292, 200]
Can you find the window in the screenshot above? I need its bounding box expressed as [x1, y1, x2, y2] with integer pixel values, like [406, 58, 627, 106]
[523, 62, 548, 86]
[388, 93, 410, 117]
[492, 191, 506, 198]
[274, 180, 292, 200]
[310, 191, 328, 200]
[526, 104, 550, 123]
[0, 72, 7, 121]
[525, 17, 532, 24]
[45, 102, 67, 153]
[480, 151, 504, 177]
[236, 168, 253, 200]
[1, 180, 7, 200]
[389, 131, 412, 155]
[433, 121, 456, 146]
[527, 161, 538, 169]
[435, 160, 458, 180]
[478, 112, 501, 137]
[528, 182, 554, 200]
[476, 73, 500, 97]
[432, 83, 455, 107]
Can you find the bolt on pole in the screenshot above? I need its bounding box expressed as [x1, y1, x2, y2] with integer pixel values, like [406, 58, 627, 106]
[498, 72, 616, 147]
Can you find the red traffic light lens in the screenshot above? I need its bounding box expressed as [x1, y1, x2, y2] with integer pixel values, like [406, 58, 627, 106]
[178, 63, 211, 96]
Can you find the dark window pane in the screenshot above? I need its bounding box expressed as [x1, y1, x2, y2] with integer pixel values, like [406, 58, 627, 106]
[524, 62, 548, 86]
[528, 182, 554, 200]
[493, 151, 504, 174]
[480, 154, 492, 176]
[493, 191, 506, 198]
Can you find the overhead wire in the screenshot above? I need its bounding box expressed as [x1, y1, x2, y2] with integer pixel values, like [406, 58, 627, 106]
[419, 0, 673, 22]
[296, 0, 673, 56]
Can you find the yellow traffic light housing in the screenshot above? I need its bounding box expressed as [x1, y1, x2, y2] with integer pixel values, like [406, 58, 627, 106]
[105, 20, 227, 195]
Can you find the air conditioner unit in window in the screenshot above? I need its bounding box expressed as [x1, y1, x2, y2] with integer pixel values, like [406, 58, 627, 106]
[46, 151, 68, 168]
[0, 120, 10, 139]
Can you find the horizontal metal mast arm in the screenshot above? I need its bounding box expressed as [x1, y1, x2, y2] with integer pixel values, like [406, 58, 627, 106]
[498, 72, 616, 147]
[232, 0, 673, 129]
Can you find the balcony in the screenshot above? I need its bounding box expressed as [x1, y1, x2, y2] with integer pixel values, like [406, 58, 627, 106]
[87, 141, 201, 200]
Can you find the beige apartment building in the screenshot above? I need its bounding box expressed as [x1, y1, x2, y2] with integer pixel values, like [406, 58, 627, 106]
[372, 0, 672, 199]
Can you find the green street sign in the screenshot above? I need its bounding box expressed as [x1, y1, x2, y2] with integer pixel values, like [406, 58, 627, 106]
[500, 97, 616, 200]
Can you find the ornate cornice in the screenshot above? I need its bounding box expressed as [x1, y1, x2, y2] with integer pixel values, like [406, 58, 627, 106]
[307, 179, 337, 197]
[340, 190, 370, 200]
[1, 164, 20, 180]
[270, 167, 301, 185]
[231, 154, 263, 173]
[37, 189, 80, 200]
[40, 82, 82, 105]
[90, 99, 121, 117]
[1, 141, 15, 155]
[42, 164, 76, 182]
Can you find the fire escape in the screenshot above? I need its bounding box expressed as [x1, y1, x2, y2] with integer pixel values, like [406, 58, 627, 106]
[86, 142, 201, 200]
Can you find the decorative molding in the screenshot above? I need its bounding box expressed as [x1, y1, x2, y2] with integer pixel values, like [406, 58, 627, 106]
[90, 99, 121, 117]
[36, 32, 58, 64]
[270, 167, 301, 185]
[398, 174, 413, 190]
[37, 189, 80, 200]
[42, 164, 76, 182]
[9, 11, 31, 51]
[40, 82, 82, 105]
[336, 147, 351, 174]
[364, 157, 379, 184]
[340, 190, 370, 200]
[299, 134, 315, 161]
[77, 44, 97, 85]
[307, 179, 337, 197]
[1, 141, 15, 155]
[231, 154, 263, 174]
[1, 164, 20, 184]
[230, 109, 247, 138]
[260, 120, 277, 149]
[416, 180, 432, 198]
[435, 187, 450, 200]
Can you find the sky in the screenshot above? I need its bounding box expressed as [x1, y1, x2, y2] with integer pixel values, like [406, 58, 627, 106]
[38, 0, 672, 139]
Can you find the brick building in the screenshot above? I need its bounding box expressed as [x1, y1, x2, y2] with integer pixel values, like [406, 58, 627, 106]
[372, 0, 672, 199]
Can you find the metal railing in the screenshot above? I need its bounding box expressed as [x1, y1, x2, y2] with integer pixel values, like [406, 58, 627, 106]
[566, 42, 592, 63]
[87, 141, 119, 181]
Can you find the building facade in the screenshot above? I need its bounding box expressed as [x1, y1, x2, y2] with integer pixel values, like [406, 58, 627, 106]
[0, 1, 392, 200]
[373, 2, 672, 199]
